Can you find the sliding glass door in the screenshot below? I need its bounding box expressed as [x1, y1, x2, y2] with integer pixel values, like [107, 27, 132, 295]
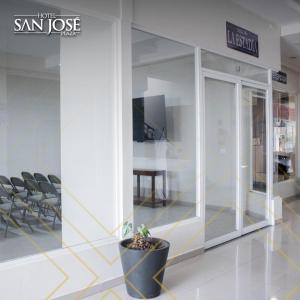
[204, 76, 239, 244]
[204, 74, 269, 247]
[241, 85, 268, 231]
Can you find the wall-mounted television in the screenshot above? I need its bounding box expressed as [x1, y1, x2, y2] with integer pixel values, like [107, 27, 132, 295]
[133, 95, 167, 142]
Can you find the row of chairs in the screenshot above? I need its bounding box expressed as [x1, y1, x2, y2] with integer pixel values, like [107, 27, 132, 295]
[0, 172, 61, 237]
[21, 172, 61, 185]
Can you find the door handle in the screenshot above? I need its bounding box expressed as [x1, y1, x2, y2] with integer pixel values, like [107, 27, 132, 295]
[241, 165, 248, 168]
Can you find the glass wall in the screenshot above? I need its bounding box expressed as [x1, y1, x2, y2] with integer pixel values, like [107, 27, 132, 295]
[202, 50, 268, 83]
[273, 90, 297, 182]
[132, 29, 196, 228]
[0, 0, 61, 261]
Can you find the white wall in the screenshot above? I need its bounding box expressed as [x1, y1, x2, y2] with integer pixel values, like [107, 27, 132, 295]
[61, 13, 118, 245]
[35, 0, 121, 19]
[0, 73, 60, 177]
[0, 0, 61, 178]
[0, 69, 8, 175]
[133, 0, 281, 70]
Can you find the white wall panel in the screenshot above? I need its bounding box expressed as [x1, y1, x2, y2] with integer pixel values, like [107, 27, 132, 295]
[61, 14, 117, 245]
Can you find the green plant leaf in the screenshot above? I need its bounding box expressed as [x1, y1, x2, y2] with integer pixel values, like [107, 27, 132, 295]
[122, 221, 133, 238]
[137, 224, 151, 238]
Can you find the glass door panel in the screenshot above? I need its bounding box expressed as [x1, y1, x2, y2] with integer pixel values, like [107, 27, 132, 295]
[205, 77, 238, 242]
[241, 86, 267, 228]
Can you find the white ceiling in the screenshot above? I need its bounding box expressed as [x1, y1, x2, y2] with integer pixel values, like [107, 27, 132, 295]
[232, 0, 300, 26]
[232, 0, 300, 72]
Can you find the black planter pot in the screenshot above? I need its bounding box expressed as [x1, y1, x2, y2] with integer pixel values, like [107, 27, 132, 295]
[119, 237, 170, 299]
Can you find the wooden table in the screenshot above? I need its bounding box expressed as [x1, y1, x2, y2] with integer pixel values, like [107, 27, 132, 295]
[133, 169, 167, 208]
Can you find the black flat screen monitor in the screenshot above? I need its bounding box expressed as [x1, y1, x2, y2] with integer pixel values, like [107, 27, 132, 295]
[133, 95, 167, 142]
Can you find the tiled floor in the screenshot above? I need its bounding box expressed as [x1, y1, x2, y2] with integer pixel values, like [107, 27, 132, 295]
[86, 197, 300, 300]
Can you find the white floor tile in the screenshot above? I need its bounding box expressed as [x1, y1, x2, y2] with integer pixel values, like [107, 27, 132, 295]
[85, 197, 300, 300]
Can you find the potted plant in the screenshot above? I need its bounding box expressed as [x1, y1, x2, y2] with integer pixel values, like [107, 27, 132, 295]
[119, 222, 170, 299]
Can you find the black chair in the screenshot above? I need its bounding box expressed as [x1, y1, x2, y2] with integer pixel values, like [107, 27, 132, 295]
[0, 182, 32, 235]
[24, 179, 44, 217]
[34, 173, 48, 183]
[38, 181, 61, 229]
[0, 186, 13, 237]
[10, 177, 28, 199]
[0, 175, 14, 194]
[21, 172, 35, 181]
[24, 179, 40, 193]
[48, 175, 61, 185]
[0, 175, 27, 201]
[48, 174, 61, 194]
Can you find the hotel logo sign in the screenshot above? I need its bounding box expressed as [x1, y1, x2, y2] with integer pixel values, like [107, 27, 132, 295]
[226, 22, 259, 58]
[14, 13, 81, 36]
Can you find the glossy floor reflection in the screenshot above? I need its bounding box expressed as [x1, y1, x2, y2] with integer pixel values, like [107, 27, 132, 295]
[86, 197, 300, 300]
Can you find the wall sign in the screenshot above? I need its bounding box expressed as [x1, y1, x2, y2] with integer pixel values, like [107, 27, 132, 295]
[272, 71, 287, 84]
[226, 22, 259, 58]
[14, 13, 81, 36]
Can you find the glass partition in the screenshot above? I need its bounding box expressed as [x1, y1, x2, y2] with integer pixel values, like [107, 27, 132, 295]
[0, 0, 61, 261]
[132, 29, 196, 228]
[273, 90, 297, 183]
[202, 50, 268, 83]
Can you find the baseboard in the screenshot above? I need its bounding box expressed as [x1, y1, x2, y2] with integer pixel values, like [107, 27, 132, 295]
[166, 247, 204, 267]
[54, 247, 204, 300]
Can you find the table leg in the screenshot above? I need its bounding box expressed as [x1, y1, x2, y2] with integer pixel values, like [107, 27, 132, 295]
[151, 175, 155, 208]
[137, 175, 141, 204]
[163, 172, 166, 207]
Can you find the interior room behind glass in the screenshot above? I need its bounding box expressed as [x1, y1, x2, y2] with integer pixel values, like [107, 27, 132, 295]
[273, 90, 296, 182]
[0, 0, 61, 262]
[132, 29, 197, 229]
